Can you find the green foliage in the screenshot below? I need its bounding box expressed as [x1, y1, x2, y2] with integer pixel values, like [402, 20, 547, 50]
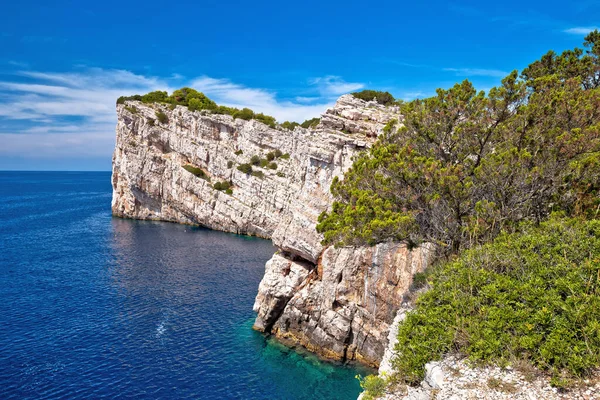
[259, 159, 269, 168]
[188, 95, 217, 112]
[234, 149, 243, 155]
[237, 163, 253, 174]
[155, 110, 169, 124]
[251, 170, 265, 179]
[352, 90, 395, 105]
[392, 216, 600, 386]
[318, 35, 600, 253]
[300, 117, 320, 129]
[117, 94, 142, 104]
[276, 171, 286, 177]
[254, 113, 276, 128]
[232, 107, 255, 121]
[280, 153, 290, 160]
[281, 121, 300, 130]
[142, 91, 169, 104]
[250, 155, 261, 165]
[357, 374, 387, 400]
[274, 149, 283, 158]
[147, 118, 155, 126]
[266, 152, 276, 161]
[182, 164, 210, 181]
[267, 162, 277, 170]
[227, 161, 234, 168]
[225, 188, 233, 195]
[213, 181, 232, 191]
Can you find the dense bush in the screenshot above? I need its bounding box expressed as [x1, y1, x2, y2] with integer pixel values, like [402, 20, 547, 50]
[237, 163, 253, 174]
[392, 216, 600, 387]
[267, 162, 277, 170]
[357, 375, 387, 400]
[318, 32, 600, 254]
[251, 170, 264, 179]
[227, 161, 234, 168]
[142, 91, 169, 103]
[352, 90, 395, 105]
[234, 149, 243, 155]
[232, 107, 254, 121]
[182, 164, 210, 181]
[281, 121, 300, 130]
[188, 95, 217, 112]
[300, 117, 320, 129]
[155, 111, 169, 124]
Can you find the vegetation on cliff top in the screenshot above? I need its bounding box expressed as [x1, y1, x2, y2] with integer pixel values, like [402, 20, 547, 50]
[117, 88, 321, 130]
[334, 31, 600, 394]
[351, 89, 396, 105]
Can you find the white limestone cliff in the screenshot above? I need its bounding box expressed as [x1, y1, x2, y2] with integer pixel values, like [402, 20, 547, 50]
[111, 93, 430, 366]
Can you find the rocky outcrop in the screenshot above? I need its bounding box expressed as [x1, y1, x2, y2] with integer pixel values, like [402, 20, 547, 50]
[112, 93, 425, 366]
[253, 243, 434, 367]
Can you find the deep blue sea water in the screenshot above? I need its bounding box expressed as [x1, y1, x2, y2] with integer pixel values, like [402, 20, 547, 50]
[0, 171, 371, 400]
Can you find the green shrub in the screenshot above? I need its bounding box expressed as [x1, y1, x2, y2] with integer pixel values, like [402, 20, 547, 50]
[357, 375, 387, 400]
[274, 149, 283, 158]
[267, 162, 277, 170]
[147, 118, 155, 126]
[281, 121, 300, 130]
[254, 112, 277, 128]
[259, 159, 269, 168]
[251, 170, 265, 179]
[237, 163, 253, 174]
[188, 95, 217, 112]
[182, 164, 210, 181]
[142, 90, 169, 104]
[250, 155, 261, 165]
[213, 181, 232, 191]
[225, 188, 233, 195]
[352, 90, 395, 105]
[276, 171, 285, 177]
[382, 118, 397, 135]
[117, 94, 142, 104]
[227, 161, 234, 168]
[393, 216, 600, 386]
[280, 153, 290, 160]
[155, 111, 169, 124]
[234, 149, 243, 155]
[232, 107, 254, 121]
[300, 117, 320, 129]
[266, 152, 275, 161]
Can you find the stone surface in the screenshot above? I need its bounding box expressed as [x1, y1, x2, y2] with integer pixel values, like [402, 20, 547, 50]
[112, 95, 399, 263]
[254, 242, 434, 367]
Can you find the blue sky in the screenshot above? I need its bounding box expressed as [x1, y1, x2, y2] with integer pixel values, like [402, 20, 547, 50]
[0, 0, 598, 171]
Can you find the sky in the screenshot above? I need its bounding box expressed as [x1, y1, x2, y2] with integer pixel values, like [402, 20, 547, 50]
[0, 0, 598, 171]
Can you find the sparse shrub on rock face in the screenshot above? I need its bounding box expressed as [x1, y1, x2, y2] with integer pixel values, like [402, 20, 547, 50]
[300, 117, 320, 129]
[250, 155, 261, 166]
[237, 163, 252, 174]
[155, 111, 169, 124]
[182, 164, 210, 181]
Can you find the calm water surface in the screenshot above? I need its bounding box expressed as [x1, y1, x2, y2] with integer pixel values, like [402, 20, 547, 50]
[0, 171, 370, 399]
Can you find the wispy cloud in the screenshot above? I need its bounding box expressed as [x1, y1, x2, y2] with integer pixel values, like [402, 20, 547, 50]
[563, 26, 599, 35]
[443, 67, 509, 78]
[308, 75, 364, 96]
[189, 76, 339, 122]
[0, 67, 360, 164]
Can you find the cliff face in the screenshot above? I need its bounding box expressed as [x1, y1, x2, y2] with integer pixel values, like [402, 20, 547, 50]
[112, 94, 430, 366]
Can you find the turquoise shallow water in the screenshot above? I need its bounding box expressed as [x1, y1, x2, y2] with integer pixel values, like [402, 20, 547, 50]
[0, 171, 371, 400]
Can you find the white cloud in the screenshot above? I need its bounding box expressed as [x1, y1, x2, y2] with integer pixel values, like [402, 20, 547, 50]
[189, 76, 334, 122]
[563, 26, 599, 35]
[308, 75, 364, 96]
[443, 67, 508, 78]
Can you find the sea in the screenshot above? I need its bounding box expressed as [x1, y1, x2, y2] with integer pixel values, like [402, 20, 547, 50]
[0, 171, 371, 400]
